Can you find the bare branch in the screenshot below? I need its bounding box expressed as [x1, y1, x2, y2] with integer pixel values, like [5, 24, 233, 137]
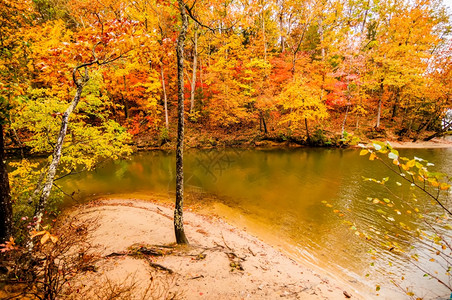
[184, 4, 239, 33]
[94, 13, 104, 36]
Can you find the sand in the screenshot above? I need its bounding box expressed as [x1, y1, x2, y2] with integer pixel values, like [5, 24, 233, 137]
[63, 198, 368, 300]
[378, 137, 452, 149]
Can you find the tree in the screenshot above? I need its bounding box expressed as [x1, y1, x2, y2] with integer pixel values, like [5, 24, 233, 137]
[0, 116, 13, 243]
[33, 44, 126, 228]
[278, 64, 328, 142]
[0, 0, 34, 242]
[174, 0, 189, 245]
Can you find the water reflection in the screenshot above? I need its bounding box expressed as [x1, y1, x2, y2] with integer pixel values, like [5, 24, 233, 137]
[60, 147, 452, 299]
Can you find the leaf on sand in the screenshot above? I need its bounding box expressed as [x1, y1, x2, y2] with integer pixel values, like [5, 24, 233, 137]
[40, 232, 50, 245]
[30, 230, 46, 238]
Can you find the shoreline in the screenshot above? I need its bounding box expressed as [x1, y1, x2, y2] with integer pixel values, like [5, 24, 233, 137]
[6, 136, 452, 159]
[64, 197, 371, 299]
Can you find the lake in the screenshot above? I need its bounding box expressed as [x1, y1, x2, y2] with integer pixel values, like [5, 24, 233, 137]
[60, 147, 452, 299]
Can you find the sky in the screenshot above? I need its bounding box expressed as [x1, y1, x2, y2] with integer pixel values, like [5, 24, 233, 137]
[444, 0, 452, 13]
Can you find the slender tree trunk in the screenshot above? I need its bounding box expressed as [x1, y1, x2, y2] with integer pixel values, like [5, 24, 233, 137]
[390, 88, 400, 122]
[305, 118, 310, 143]
[376, 99, 382, 128]
[261, 2, 267, 62]
[376, 82, 384, 128]
[174, 0, 189, 245]
[341, 104, 349, 138]
[279, 9, 285, 52]
[319, 22, 325, 60]
[262, 113, 268, 134]
[122, 76, 129, 119]
[34, 84, 84, 228]
[190, 25, 198, 114]
[0, 124, 13, 243]
[161, 65, 169, 130]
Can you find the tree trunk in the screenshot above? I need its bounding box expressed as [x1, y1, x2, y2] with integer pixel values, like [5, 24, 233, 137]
[174, 0, 189, 245]
[376, 98, 382, 128]
[0, 124, 13, 243]
[341, 104, 349, 138]
[279, 8, 285, 52]
[305, 118, 310, 143]
[34, 84, 84, 228]
[122, 76, 129, 119]
[190, 25, 198, 114]
[161, 65, 169, 130]
[391, 88, 400, 120]
[261, 1, 267, 61]
[376, 81, 383, 128]
[259, 112, 268, 134]
[424, 119, 452, 141]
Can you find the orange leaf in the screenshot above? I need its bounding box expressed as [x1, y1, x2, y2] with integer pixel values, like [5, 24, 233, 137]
[40, 232, 50, 245]
[30, 230, 46, 239]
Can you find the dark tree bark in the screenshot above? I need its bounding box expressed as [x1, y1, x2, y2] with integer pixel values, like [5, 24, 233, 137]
[174, 0, 189, 245]
[160, 64, 169, 130]
[0, 124, 13, 243]
[122, 76, 129, 119]
[304, 118, 311, 143]
[376, 80, 384, 128]
[259, 112, 268, 134]
[391, 89, 400, 120]
[190, 24, 198, 115]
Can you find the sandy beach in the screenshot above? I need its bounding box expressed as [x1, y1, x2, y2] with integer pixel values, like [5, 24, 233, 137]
[61, 198, 368, 299]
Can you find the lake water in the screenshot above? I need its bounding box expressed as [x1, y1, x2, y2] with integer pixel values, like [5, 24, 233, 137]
[60, 147, 452, 299]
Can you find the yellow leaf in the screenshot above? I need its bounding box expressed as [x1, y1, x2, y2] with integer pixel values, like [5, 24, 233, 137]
[50, 235, 58, 243]
[440, 183, 450, 191]
[360, 149, 369, 156]
[40, 232, 50, 245]
[406, 160, 416, 168]
[369, 153, 377, 161]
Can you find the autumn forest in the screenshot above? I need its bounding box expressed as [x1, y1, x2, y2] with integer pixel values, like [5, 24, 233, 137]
[0, 0, 452, 298]
[2, 0, 452, 152]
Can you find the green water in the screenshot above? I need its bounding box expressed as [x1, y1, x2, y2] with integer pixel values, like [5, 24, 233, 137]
[60, 147, 452, 299]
